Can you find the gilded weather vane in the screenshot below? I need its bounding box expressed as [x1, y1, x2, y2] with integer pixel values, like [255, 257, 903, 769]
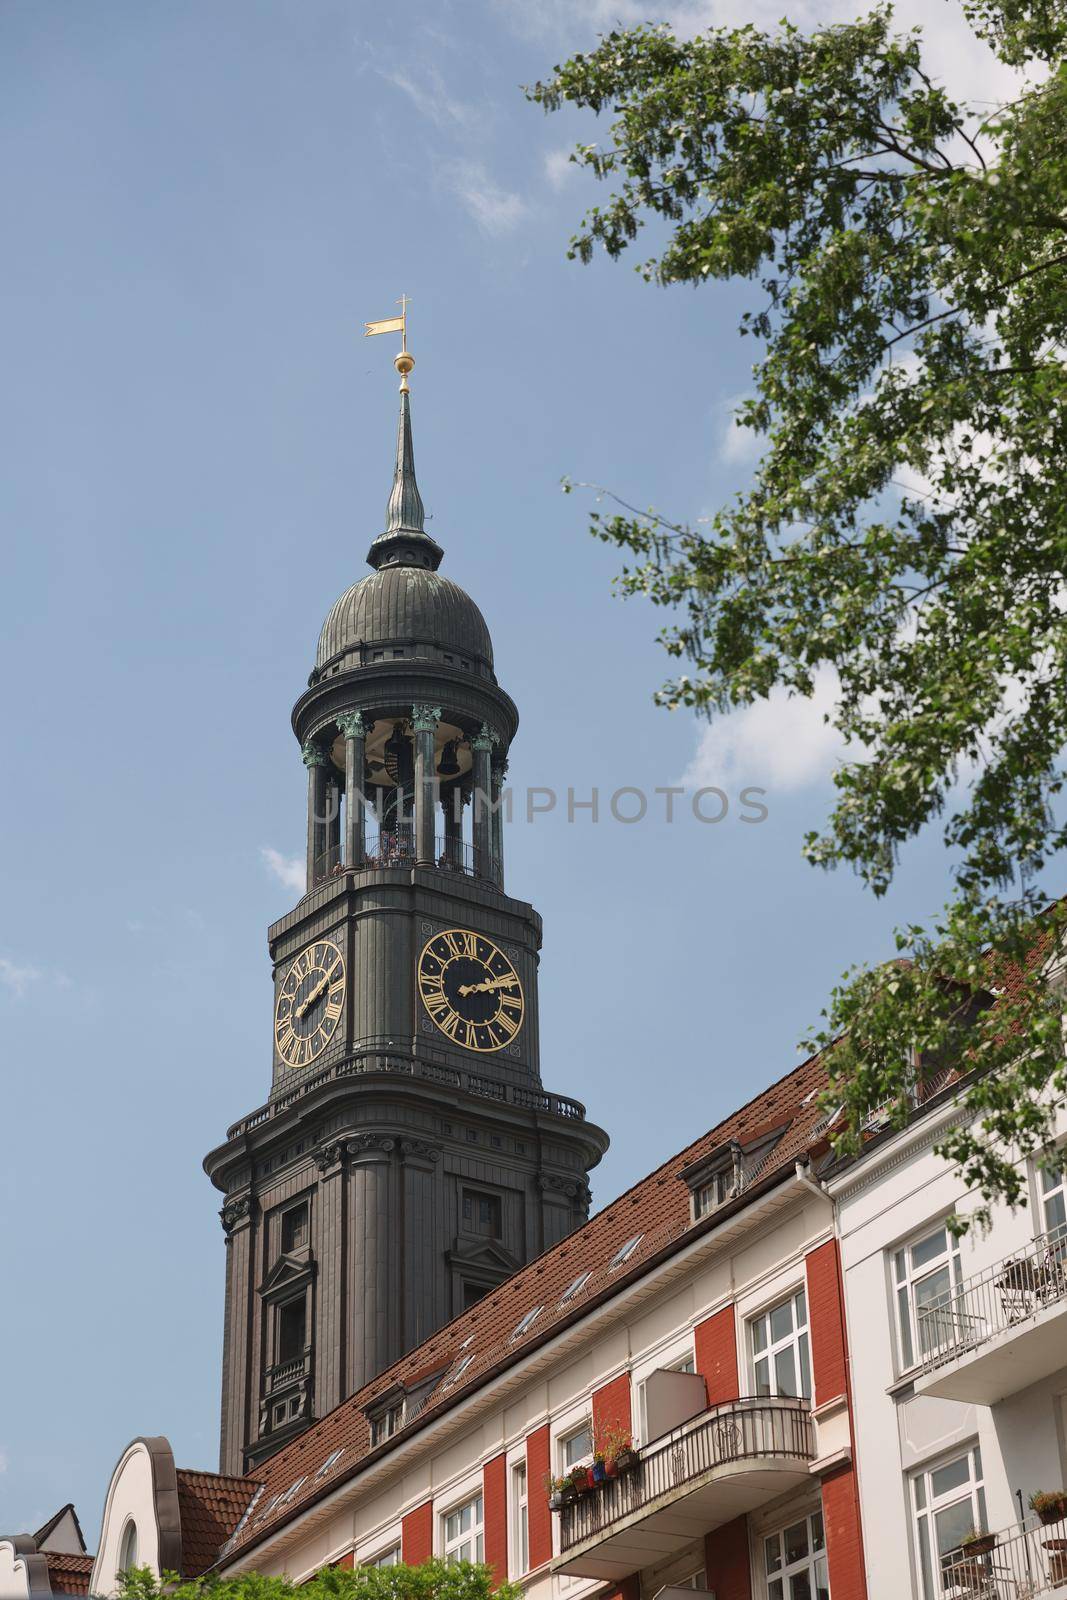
[364, 294, 414, 392]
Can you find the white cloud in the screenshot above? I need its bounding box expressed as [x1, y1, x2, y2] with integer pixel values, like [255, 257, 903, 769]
[718, 393, 762, 465]
[261, 847, 306, 894]
[680, 667, 846, 792]
[375, 62, 482, 133]
[444, 160, 528, 235]
[0, 958, 42, 999]
[544, 146, 578, 190]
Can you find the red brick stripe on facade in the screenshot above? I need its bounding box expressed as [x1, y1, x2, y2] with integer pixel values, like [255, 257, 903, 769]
[401, 1500, 433, 1565]
[694, 1305, 739, 1405]
[483, 1452, 508, 1587]
[600, 1579, 640, 1600]
[592, 1372, 633, 1451]
[806, 1238, 868, 1600]
[805, 1240, 848, 1407]
[705, 1516, 752, 1600]
[821, 1461, 867, 1600]
[331, 1554, 355, 1570]
[526, 1423, 552, 1571]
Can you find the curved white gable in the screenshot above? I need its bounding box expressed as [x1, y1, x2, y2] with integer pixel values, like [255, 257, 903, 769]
[91, 1439, 175, 1597]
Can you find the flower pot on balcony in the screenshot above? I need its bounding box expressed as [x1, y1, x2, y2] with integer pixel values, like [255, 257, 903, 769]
[571, 1467, 592, 1494]
[591, 1461, 606, 1486]
[548, 1491, 563, 1512]
[1043, 1538, 1067, 1585]
[614, 1447, 638, 1473]
[961, 1534, 997, 1557]
[1033, 1494, 1067, 1526]
[604, 1459, 619, 1479]
[560, 1483, 577, 1507]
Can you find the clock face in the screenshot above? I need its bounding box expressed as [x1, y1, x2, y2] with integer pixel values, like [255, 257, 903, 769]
[417, 928, 525, 1053]
[274, 938, 346, 1070]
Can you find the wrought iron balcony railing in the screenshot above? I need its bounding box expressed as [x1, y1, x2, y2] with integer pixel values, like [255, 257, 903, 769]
[938, 1509, 1067, 1597]
[917, 1228, 1067, 1377]
[558, 1396, 815, 1558]
[311, 836, 496, 890]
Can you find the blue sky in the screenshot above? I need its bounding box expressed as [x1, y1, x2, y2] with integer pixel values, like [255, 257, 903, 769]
[0, 0, 1015, 1544]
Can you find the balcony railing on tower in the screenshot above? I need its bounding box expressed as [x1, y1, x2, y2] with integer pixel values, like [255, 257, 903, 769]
[554, 1396, 816, 1581]
[312, 834, 494, 889]
[915, 1227, 1067, 1404]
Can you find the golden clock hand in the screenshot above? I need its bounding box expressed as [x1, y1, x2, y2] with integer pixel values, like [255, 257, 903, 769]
[297, 961, 339, 1018]
[457, 974, 518, 997]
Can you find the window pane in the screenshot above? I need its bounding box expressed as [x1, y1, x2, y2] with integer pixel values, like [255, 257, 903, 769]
[789, 1575, 812, 1600]
[755, 1357, 771, 1396]
[914, 1476, 927, 1511]
[753, 1317, 767, 1354]
[912, 1228, 947, 1270]
[931, 1455, 971, 1499]
[794, 1288, 807, 1326]
[784, 1520, 809, 1563]
[1041, 1166, 1059, 1194]
[765, 1536, 782, 1575]
[770, 1301, 794, 1343]
[770, 1583, 784, 1600]
[814, 1554, 830, 1600]
[894, 1248, 907, 1284]
[775, 1345, 799, 1398]
[811, 1511, 825, 1551]
[973, 1446, 983, 1481]
[934, 1499, 976, 1557]
[898, 1286, 915, 1368]
[1046, 1191, 1067, 1233]
[799, 1333, 812, 1401]
[917, 1517, 934, 1600]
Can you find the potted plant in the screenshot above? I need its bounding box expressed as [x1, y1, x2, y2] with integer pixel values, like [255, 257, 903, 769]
[960, 1528, 998, 1557]
[571, 1464, 592, 1495]
[1044, 1538, 1067, 1586]
[591, 1453, 607, 1486]
[546, 1474, 564, 1512]
[1031, 1491, 1067, 1526]
[597, 1424, 638, 1475]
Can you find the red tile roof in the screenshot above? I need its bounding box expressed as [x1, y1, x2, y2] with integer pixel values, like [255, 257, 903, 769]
[220, 1047, 836, 1565]
[44, 1553, 94, 1595]
[176, 1469, 260, 1576]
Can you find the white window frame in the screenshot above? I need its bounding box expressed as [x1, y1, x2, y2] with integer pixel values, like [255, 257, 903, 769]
[762, 1508, 828, 1600]
[1037, 1157, 1067, 1242]
[559, 1417, 595, 1471]
[891, 1221, 963, 1371]
[442, 1491, 484, 1565]
[512, 1458, 529, 1577]
[694, 1166, 734, 1220]
[364, 1545, 400, 1569]
[354, 1521, 402, 1570]
[749, 1288, 811, 1402]
[369, 1401, 404, 1446]
[911, 1443, 987, 1600]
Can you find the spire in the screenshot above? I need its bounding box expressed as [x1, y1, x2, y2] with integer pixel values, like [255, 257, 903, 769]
[363, 302, 444, 572]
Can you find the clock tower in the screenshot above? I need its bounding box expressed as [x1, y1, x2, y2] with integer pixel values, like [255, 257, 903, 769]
[204, 341, 609, 1475]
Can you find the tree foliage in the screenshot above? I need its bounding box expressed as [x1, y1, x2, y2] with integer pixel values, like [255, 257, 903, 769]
[112, 1560, 519, 1600]
[529, 3, 1067, 1222]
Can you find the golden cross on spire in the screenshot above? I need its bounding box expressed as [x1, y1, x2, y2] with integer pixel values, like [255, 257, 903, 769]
[364, 295, 414, 391]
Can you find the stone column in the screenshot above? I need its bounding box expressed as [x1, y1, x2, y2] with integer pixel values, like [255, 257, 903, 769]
[337, 711, 368, 868]
[325, 776, 341, 871]
[491, 753, 508, 890]
[471, 724, 498, 879]
[302, 739, 330, 891]
[412, 705, 442, 866]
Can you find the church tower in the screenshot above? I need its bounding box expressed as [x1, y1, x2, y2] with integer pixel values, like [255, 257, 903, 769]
[204, 333, 609, 1475]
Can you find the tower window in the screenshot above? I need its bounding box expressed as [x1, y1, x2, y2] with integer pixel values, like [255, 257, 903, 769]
[463, 1281, 487, 1310]
[462, 1189, 502, 1238]
[276, 1296, 306, 1365]
[282, 1202, 309, 1253]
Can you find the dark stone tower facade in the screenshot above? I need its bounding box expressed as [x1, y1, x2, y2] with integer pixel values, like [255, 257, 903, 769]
[205, 371, 609, 1475]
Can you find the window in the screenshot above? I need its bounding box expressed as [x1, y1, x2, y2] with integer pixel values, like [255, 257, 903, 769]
[561, 1420, 594, 1469]
[276, 1296, 306, 1365]
[764, 1511, 828, 1600]
[912, 1445, 987, 1600]
[676, 1573, 707, 1591]
[893, 1223, 962, 1368]
[1039, 1161, 1066, 1241]
[751, 1289, 811, 1401]
[670, 1351, 696, 1374]
[118, 1521, 138, 1575]
[610, 1235, 643, 1270]
[462, 1189, 501, 1237]
[462, 1281, 488, 1310]
[694, 1167, 734, 1218]
[369, 1402, 404, 1446]
[512, 1461, 529, 1575]
[282, 1203, 309, 1253]
[442, 1354, 474, 1389]
[317, 1448, 345, 1478]
[443, 1495, 484, 1564]
[560, 1270, 592, 1304]
[511, 1306, 543, 1340]
[366, 1547, 400, 1569]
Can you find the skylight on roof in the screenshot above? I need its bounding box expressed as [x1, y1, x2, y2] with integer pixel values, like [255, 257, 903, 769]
[278, 1475, 307, 1506]
[316, 1448, 345, 1479]
[510, 1305, 543, 1340]
[441, 1353, 474, 1388]
[560, 1270, 591, 1304]
[609, 1234, 643, 1270]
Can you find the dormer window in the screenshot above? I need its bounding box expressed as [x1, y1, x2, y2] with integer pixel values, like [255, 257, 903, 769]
[682, 1142, 743, 1223]
[367, 1395, 405, 1446]
[609, 1235, 643, 1270]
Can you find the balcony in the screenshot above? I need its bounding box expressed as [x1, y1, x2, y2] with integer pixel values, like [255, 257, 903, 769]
[937, 1509, 1067, 1597]
[554, 1397, 816, 1581]
[915, 1229, 1067, 1405]
[311, 835, 497, 890]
